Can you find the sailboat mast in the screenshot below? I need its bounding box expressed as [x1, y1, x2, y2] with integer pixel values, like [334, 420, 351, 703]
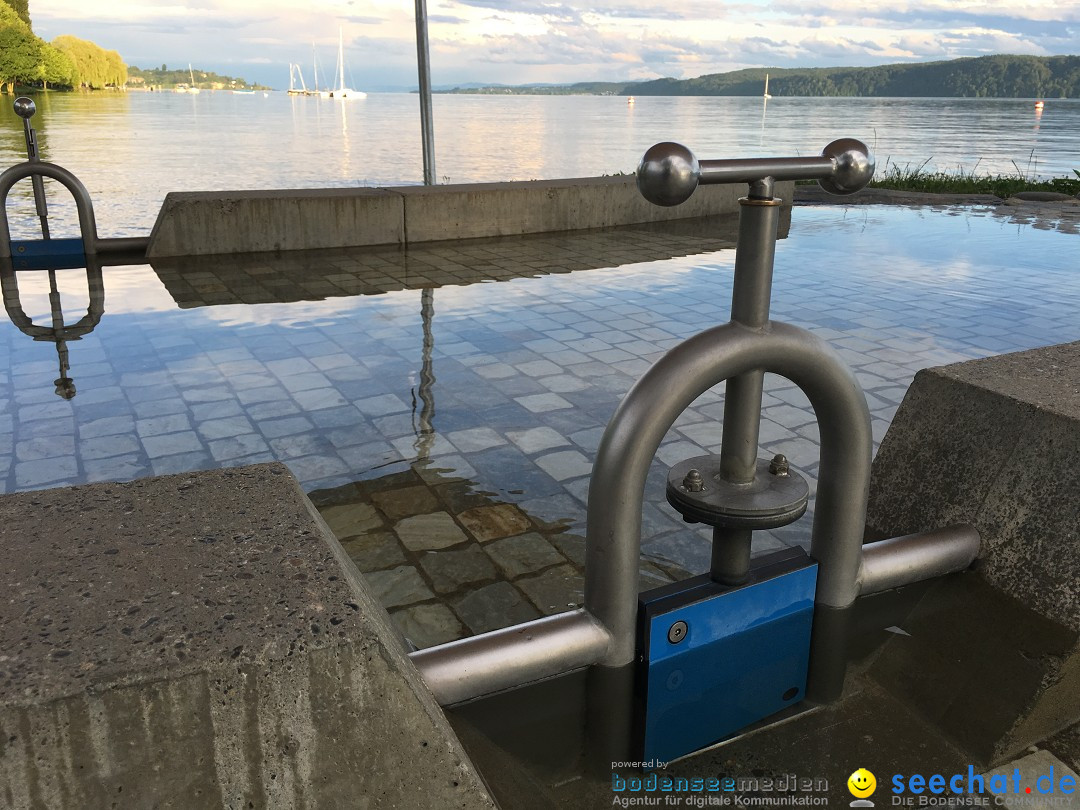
[313, 43, 318, 92]
[338, 29, 345, 92]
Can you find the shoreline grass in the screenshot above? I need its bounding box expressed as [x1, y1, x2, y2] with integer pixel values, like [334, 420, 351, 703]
[863, 156, 1080, 198]
[868, 167, 1080, 198]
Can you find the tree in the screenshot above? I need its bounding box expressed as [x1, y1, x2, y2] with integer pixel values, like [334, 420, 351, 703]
[53, 34, 127, 89]
[38, 45, 76, 89]
[0, 5, 41, 93]
[1, 0, 30, 27]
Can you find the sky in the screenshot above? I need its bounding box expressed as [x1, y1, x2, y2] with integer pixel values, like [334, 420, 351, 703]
[28, 0, 1080, 91]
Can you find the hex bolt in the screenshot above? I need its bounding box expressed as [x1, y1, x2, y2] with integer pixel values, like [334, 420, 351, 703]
[769, 454, 790, 476]
[682, 469, 705, 492]
[667, 620, 688, 644]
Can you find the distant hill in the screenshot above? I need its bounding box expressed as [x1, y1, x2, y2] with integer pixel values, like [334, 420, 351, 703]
[439, 55, 1080, 99]
[437, 80, 633, 96]
[625, 55, 1080, 98]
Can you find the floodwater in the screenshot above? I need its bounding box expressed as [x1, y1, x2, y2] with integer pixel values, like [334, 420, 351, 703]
[1, 203, 1077, 649]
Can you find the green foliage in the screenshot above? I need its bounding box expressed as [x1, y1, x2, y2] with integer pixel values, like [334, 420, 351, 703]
[1, 0, 30, 27]
[0, 7, 121, 92]
[623, 55, 1080, 98]
[0, 3, 75, 92]
[53, 35, 127, 89]
[0, 22, 41, 91]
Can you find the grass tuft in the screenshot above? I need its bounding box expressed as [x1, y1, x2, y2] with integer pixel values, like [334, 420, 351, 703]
[864, 157, 1080, 198]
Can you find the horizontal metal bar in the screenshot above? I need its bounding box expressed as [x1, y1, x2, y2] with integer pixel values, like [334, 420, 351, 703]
[97, 237, 149, 256]
[858, 525, 980, 595]
[698, 156, 836, 186]
[408, 608, 611, 706]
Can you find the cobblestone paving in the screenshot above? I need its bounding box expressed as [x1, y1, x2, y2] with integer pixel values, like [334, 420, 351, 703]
[2, 204, 1079, 646]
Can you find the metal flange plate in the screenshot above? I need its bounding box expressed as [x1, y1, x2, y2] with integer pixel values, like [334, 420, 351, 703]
[666, 455, 809, 529]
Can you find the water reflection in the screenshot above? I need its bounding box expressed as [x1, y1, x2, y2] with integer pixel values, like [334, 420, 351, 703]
[147, 217, 743, 313]
[1, 262, 104, 399]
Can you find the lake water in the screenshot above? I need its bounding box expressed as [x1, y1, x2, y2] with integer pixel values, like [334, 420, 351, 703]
[0, 92, 1078, 237]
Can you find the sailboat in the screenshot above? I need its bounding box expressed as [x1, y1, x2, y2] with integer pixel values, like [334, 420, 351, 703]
[328, 29, 366, 99]
[763, 73, 772, 99]
[188, 64, 201, 94]
[287, 63, 309, 96]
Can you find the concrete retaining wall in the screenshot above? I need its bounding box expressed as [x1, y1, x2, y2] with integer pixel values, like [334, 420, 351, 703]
[865, 341, 1080, 763]
[0, 464, 495, 809]
[147, 177, 792, 258]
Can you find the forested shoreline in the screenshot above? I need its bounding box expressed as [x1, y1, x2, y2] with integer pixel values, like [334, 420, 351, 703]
[0, 0, 125, 93]
[439, 55, 1080, 99]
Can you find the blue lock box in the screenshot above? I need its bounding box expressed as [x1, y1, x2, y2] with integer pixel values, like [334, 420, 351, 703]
[636, 547, 818, 764]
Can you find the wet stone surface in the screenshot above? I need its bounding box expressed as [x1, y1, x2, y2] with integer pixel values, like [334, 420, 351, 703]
[3, 205, 1080, 646]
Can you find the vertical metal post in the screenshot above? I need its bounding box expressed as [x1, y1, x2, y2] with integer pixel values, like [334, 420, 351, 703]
[14, 98, 50, 239]
[710, 178, 781, 584]
[413, 0, 436, 185]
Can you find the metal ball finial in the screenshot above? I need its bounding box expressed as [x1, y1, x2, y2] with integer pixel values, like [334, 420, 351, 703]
[637, 141, 700, 207]
[13, 97, 36, 120]
[818, 138, 874, 195]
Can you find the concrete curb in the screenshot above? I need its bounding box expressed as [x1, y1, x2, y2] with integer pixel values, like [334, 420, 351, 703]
[146, 177, 793, 258]
[0, 464, 496, 809]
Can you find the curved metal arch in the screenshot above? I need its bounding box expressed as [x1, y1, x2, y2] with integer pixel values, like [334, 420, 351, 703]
[585, 320, 873, 666]
[0, 162, 99, 259]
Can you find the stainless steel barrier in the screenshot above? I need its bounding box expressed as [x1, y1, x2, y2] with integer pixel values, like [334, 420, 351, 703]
[410, 138, 979, 707]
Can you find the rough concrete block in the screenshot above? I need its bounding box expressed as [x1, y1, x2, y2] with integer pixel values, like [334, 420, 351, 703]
[0, 463, 494, 809]
[867, 340, 1080, 629]
[147, 188, 405, 257]
[865, 341, 1080, 762]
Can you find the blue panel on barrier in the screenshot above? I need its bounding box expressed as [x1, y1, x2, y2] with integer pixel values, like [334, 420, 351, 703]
[9, 238, 86, 270]
[636, 548, 817, 764]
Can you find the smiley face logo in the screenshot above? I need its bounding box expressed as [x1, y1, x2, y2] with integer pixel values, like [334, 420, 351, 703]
[847, 768, 877, 799]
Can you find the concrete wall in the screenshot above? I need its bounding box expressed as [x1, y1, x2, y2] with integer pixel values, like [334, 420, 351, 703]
[146, 177, 793, 258]
[864, 341, 1080, 763]
[0, 464, 495, 809]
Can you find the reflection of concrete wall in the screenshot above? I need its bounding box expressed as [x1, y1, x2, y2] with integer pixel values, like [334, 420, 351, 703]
[149, 216, 752, 309]
[0, 464, 495, 809]
[147, 177, 794, 258]
[865, 341, 1080, 763]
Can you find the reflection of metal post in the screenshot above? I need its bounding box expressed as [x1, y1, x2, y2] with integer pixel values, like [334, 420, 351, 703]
[47, 269, 76, 399]
[1, 258, 105, 400]
[413, 287, 437, 456]
[13, 97, 50, 240]
[413, 0, 436, 185]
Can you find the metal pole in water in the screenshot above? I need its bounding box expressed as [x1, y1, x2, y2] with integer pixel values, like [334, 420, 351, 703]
[413, 0, 436, 185]
[13, 97, 50, 240]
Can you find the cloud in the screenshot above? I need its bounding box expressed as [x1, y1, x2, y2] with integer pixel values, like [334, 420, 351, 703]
[27, 0, 1080, 88]
[430, 14, 469, 24]
[451, 0, 583, 22]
